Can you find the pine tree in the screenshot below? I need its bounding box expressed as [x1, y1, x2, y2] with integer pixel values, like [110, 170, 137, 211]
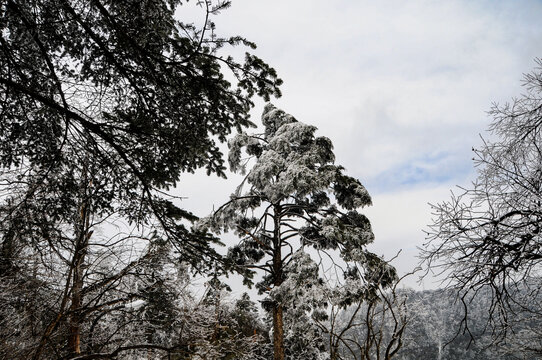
[201, 104, 396, 360]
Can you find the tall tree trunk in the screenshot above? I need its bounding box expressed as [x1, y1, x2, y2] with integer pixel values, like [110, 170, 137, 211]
[68, 166, 92, 356]
[68, 256, 83, 355]
[273, 303, 285, 360]
[68, 226, 87, 356]
[272, 204, 285, 360]
[145, 324, 153, 360]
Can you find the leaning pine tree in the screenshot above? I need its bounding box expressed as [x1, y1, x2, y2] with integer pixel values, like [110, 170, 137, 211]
[201, 104, 397, 360]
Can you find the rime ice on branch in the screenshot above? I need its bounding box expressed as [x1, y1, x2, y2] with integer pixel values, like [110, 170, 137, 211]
[200, 104, 397, 360]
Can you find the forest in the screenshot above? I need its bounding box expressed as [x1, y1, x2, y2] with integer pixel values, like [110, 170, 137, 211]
[1, 0, 542, 359]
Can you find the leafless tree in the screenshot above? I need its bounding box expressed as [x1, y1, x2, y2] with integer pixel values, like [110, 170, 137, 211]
[315, 272, 410, 360]
[421, 58, 542, 345]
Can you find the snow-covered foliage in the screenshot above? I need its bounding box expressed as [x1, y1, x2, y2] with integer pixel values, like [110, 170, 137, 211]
[89, 245, 270, 360]
[0, 233, 268, 360]
[225, 104, 370, 207]
[202, 104, 381, 270]
[200, 104, 397, 359]
[270, 250, 327, 309]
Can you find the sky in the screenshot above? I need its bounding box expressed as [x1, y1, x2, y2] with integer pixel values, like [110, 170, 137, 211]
[179, 0, 542, 289]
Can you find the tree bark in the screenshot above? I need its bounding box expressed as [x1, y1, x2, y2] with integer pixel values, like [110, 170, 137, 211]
[68, 264, 83, 355]
[273, 303, 285, 360]
[68, 232, 85, 356]
[69, 166, 92, 356]
[272, 204, 285, 360]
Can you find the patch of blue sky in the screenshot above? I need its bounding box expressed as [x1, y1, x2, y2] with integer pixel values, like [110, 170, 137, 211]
[364, 152, 474, 194]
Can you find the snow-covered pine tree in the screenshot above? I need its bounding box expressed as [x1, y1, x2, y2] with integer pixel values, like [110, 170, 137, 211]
[201, 104, 396, 360]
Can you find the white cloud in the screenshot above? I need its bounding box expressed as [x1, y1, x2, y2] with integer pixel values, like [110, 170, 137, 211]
[208, 0, 541, 188]
[364, 182, 463, 289]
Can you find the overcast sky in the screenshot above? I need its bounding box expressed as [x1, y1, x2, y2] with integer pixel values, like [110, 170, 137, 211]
[179, 0, 542, 289]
